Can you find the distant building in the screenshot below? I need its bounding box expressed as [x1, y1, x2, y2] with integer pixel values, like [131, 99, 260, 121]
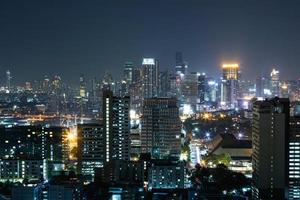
[270, 68, 280, 97]
[141, 58, 159, 98]
[79, 74, 86, 98]
[181, 73, 198, 110]
[252, 97, 289, 199]
[141, 98, 181, 158]
[175, 52, 188, 75]
[220, 63, 240, 108]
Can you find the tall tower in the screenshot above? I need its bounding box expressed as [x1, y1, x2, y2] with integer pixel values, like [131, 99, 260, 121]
[220, 63, 240, 108]
[175, 52, 187, 75]
[141, 58, 159, 99]
[79, 74, 86, 98]
[141, 98, 181, 158]
[288, 115, 300, 199]
[270, 68, 280, 97]
[6, 70, 12, 92]
[123, 62, 133, 85]
[103, 90, 130, 162]
[252, 98, 289, 199]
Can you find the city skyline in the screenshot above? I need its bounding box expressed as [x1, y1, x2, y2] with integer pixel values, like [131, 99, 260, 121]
[1, 0, 300, 84]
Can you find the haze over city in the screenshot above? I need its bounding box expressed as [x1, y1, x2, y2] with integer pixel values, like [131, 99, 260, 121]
[1, 0, 300, 84]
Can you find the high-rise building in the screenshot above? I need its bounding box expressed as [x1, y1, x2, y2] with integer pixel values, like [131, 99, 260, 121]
[175, 52, 187, 75]
[103, 90, 130, 162]
[123, 62, 134, 85]
[256, 76, 271, 98]
[252, 98, 290, 199]
[158, 70, 170, 97]
[79, 74, 86, 98]
[270, 68, 280, 97]
[6, 70, 12, 92]
[181, 73, 198, 110]
[197, 73, 207, 105]
[289, 115, 300, 199]
[141, 98, 181, 158]
[141, 58, 159, 99]
[76, 124, 104, 181]
[220, 63, 240, 108]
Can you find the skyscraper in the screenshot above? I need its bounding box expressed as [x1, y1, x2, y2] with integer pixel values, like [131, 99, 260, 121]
[181, 73, 198, 110]
[141, 98, 181, 158]
[175, 52, 187, 75]
[252, 97, 290, 199]
[270, 68, 280, 97]
[220, 63, 240, 108]
[197, 73, 207, 105]
[103, 90, 130, 162]
[141, 58, 159, 99]
[289, 115, 300, 199]
[79, 74, 86, 98]
[6, 70, 11, 92]
[123, 62, 134, 85]
[76, 124, 104, 181]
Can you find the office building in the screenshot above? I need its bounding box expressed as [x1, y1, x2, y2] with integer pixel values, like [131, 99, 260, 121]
[220, 63, 240, 108]
[175, 52, 188, 75]
[103, 90, 130, 162]
[79, 74, 86, 98]
[181, 73, 198, 110]
[252, 98, 289, 199]
[141, 98, 181, 158]
[76, 124, 105, 181]
[270, 68, 280, 97]
[141, 58, 159, 98]
[288, 113, 300, 199]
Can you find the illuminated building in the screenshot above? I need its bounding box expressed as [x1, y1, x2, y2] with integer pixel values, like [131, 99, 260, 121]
[103, 90, 130, 162]
[256, 76, 271, 98]
[289, 116, 300, 199]
[141, 58, 159, 98]
[175, 52, 188, 75]
[220, 63, 240, 108]
[205, 77, 218, 103]
[79, 74, 86, 98]
[0, 159, 43, 181]
[123, 61, 134, 85]
[252, 98, 289, 199]
[148, 160, 185, 190]
[181, 73, 198, 110]
[270, 68, 280, 97]
[76, 124, 104, 181]
[6, 70, 11, 93]
[141, 98, 181, 158]
[197, 73, 207, 106]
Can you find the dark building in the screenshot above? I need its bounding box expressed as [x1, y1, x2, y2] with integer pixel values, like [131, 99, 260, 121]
[76, 124, 105, 181]
[252, 98, 290, 199]
[289, 115, 300, 199]
[141, 98, 181, 158]
[103, 90, 130, 162]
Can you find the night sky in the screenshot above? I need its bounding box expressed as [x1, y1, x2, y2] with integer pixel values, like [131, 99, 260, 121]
[1, 0, 300, 84]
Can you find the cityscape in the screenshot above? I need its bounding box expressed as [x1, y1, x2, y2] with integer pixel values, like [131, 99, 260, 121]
[0, 1, 300, 200]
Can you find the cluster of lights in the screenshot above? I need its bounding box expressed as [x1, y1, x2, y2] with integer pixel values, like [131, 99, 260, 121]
[222, 63, 239, 69]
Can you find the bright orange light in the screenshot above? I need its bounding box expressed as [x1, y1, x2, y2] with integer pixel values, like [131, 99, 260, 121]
[222, 63, 239, 68]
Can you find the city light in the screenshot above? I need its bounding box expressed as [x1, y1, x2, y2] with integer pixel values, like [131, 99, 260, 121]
[222, 63, 239, 68]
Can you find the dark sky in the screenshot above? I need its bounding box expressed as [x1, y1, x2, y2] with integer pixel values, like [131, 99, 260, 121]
[1, 0, 300, 85]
